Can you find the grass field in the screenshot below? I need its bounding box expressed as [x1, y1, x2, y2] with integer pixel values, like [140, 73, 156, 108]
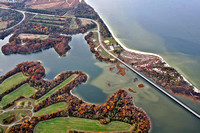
[70, 18, 79, 29]
[36, 75, 77, 104]
[0, 83, 36, 107]
[97, 46, 110, 57]
[91, 32, 99, 47]
[0, 73, 27, 94]
[103, 37, 117, 44]
[35, 117, 131, 133]
[34, 103, 67, 116]
[34, 15, 65, 21]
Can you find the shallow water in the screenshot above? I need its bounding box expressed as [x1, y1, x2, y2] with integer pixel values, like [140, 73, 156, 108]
[0, 3, 200, 132]
[86, 0, 200, 89]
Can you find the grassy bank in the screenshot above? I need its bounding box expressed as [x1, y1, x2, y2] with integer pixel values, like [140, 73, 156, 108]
[35, 117, 131, 133]
[34, 103, 67, 116]
[36, 75, 77, 104]
[0, 83, 36, 107]
[0, 73, 27, 94]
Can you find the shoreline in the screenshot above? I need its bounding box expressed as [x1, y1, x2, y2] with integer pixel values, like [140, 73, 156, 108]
[93, 9, 200, 94]
[70, 88, 152, 131]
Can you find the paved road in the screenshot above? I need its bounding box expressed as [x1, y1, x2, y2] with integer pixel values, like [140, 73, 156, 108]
[91, 18, 200, 119]
[0, 6, 199, 119]
[0, 105, 34, 127]
[0, 7, 25, 32]
[0, 7, 58, 32]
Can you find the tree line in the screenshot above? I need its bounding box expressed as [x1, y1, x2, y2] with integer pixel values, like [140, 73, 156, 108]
[7, 89, 151, 133]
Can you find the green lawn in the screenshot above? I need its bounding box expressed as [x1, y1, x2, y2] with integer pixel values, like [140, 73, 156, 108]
[34, 117, 131, 133]
[97, 46, 110, 57]
[34, 15, 64, 21]
[36, 75, 77, 104]
[91, 32, 100, 47]
[0, 73, 27, 94]
[70, 18, 79, 29]
[34, 103, 67, 116]
[103, 37, 117, 44]
[0, 83, 36, 107]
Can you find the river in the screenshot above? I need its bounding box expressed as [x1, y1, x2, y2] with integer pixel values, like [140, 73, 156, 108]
[0, 0, 200, 132]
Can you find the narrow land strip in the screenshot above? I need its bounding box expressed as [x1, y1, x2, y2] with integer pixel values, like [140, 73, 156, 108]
[36, 74, 77, 104]
[0, 73, 27, 94]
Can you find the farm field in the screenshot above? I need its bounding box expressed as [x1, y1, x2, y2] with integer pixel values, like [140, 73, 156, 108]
[0, 73, 27, 94]
[25, 0, 81, 10]
[34, 102, 68, 116]
[0, 83, 36, 107]
[36, 74, 77, 104]
[70, 18, 79, 29]
[34, 117, 131, 133]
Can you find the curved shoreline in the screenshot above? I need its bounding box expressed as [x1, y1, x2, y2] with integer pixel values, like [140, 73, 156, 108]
[93, 8, 200, 94]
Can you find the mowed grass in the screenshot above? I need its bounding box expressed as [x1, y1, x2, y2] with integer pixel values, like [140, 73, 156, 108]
[0, 83, 36, 107]
[97, 46, 110, 57]
[34, 15, 65, 21]
[103, 37, 116, 44]
[35, 117, 131, 133]
[36, 75, 77, 104]
[34, 102, 67, 116]
[70, 18, 79, 29]
[0, 73, 27, 94]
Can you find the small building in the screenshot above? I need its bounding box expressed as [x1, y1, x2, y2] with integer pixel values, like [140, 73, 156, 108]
[112, 43, 118, 48]
[109, 46, 114, 51]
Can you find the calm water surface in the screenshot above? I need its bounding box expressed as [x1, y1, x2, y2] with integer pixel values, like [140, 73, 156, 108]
[85, 0, 200, 132]
[86, 0, 200, 89]
[1, 0, 200, 131]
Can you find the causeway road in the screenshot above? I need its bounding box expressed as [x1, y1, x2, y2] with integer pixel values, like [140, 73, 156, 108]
[91, 19, 200, 119]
